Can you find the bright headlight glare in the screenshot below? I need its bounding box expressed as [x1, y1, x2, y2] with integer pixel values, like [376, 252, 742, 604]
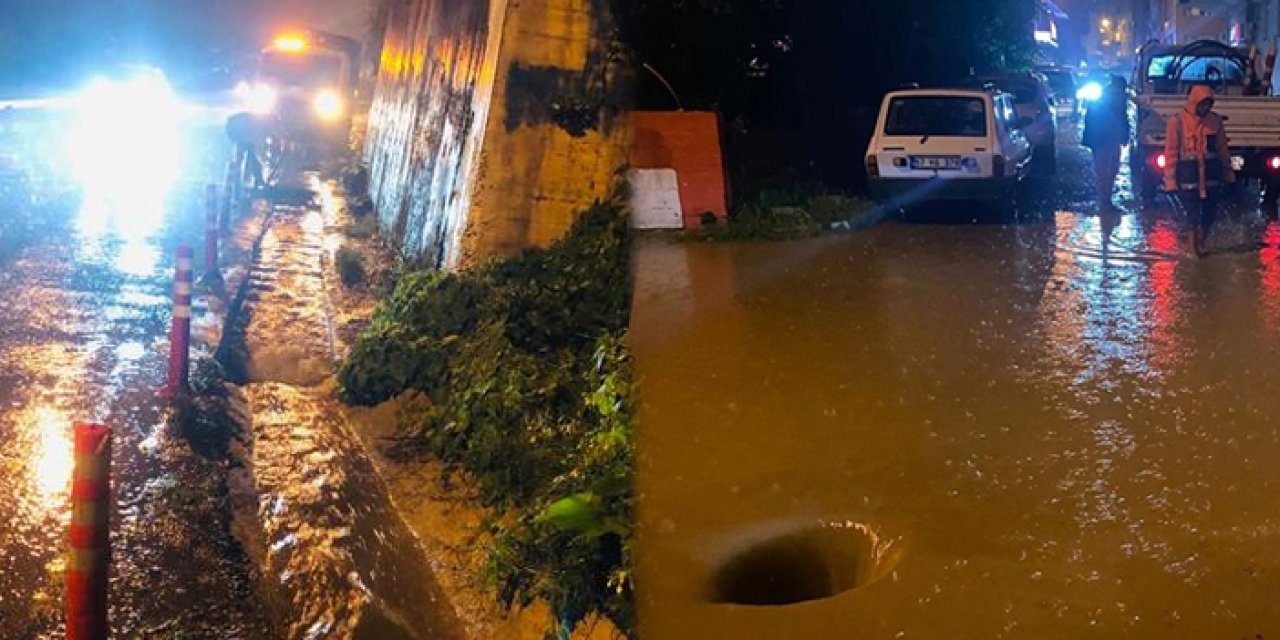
[69, 70, 184, 230]
[1077, 81, 1104, 103]
[314, 89, 344, 121]
[243, 84, 277, 114]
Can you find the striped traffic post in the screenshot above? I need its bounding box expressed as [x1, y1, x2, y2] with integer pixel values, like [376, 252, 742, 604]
[66, 422, 111, 640]
[204, 184, 219, 275]
[166, 246, 194, 395]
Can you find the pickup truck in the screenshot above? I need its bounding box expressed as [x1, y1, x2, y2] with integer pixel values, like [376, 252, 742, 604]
[1131, 40, 1280, 203]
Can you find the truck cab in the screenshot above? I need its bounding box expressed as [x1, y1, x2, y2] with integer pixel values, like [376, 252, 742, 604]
[1131, 39, 1280, 202]
[235, 32, 360, 148]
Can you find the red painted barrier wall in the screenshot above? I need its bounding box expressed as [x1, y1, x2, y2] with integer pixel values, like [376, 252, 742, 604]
[631, 111, 728, 228]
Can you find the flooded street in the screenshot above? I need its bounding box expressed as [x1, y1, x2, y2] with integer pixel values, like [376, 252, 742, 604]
[0, 100, 271, 637]
[0, 92, 459, 637]
[229, 191, 462, 639]
[633, 134, 1280, 638]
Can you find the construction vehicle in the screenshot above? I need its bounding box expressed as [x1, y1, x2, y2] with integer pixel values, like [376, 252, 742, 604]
[228, 31, 361, 188]
[1131, 39, 1280, 203]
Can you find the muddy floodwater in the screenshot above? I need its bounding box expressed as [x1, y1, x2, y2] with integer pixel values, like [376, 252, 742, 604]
[633, 210, 1280, 638]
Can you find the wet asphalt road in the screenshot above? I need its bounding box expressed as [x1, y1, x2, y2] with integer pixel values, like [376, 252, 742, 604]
[635, 128, 1280, 638]
[0, 102, 271, 637]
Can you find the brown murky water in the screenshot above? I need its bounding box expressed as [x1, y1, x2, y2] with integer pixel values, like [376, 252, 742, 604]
[633, 207, 1280, 638]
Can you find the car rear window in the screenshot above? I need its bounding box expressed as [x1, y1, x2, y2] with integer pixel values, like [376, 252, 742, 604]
[884, 96, 987, 137]
[1000, 79, 1043, 104]
[1044, 72, 1076, 93]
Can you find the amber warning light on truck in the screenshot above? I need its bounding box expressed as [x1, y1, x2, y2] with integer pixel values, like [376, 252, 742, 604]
[272, 35, 309, 53]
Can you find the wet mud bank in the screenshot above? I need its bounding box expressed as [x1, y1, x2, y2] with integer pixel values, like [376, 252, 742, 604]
[343, 400, 624, 640]
[312, 179, 625, 639]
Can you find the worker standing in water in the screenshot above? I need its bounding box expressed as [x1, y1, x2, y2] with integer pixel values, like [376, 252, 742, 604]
[226, 111, 277, 190]
[1082, 76, 1130, 213]
[1163, 85, 1235, 258]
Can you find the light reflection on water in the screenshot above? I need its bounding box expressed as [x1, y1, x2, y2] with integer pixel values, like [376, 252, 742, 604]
[315, 176, 343, 259]
[114, 341, 146, 362]
[1259, 223, 1280, 336]
[114, 239, 162, 278]
[29, 406, 74, 508]
[1041, 211, 1188, 384]
[4, 341, 87, 528]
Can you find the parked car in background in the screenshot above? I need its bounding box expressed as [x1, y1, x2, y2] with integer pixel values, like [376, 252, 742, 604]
[1038, 66, 1080, 121]
[864, 87, 1032, 215]
[976, 73, 1057, 174]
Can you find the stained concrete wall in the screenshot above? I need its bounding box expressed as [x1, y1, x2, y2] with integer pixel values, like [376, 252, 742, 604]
[363, 0, 628, 268]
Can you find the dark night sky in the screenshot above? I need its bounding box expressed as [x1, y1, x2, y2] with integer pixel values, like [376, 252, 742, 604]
[0, 0, 372, 93]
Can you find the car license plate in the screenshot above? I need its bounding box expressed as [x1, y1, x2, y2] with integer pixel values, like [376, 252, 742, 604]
[911, 156, 961, 170]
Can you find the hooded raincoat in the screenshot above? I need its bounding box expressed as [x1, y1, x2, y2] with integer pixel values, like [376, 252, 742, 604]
[1163, 85, 1234, 198]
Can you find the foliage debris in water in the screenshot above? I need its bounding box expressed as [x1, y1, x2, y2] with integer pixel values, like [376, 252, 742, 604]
[339, 198, 634, 635]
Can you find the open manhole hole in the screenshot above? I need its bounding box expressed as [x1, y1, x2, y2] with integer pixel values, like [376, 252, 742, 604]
[710, 522, 903, 606]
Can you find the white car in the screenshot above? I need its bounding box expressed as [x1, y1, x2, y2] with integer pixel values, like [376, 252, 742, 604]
[865, 88, 1033, 212]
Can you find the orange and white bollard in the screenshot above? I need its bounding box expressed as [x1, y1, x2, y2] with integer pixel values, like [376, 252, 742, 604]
[166, 246, 194, 395]
[205, 184, 220, 275]
[66, 422, 111, 640]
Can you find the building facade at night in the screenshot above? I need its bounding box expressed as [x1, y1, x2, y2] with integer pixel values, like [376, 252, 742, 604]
[1142, 0, 1280, 46]
[1078, 0, 1280, 70]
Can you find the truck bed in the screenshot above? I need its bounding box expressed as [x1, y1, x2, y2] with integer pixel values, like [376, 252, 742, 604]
[1138, 94, 1280, 148]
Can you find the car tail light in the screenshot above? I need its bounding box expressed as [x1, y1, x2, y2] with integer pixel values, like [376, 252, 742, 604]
[866, 155, 879, 178]
[1154, 153, 1167, 169]
[993, 154, 1005, 177]
[1269, 156, 1280, 171]
[892, 157, 907, 168]
[961, 157, 979, 170]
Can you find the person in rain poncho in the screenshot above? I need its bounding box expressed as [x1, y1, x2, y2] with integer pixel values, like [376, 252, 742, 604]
[1163, 85, 1234, 257]
[1082, 75, 1130, 212]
